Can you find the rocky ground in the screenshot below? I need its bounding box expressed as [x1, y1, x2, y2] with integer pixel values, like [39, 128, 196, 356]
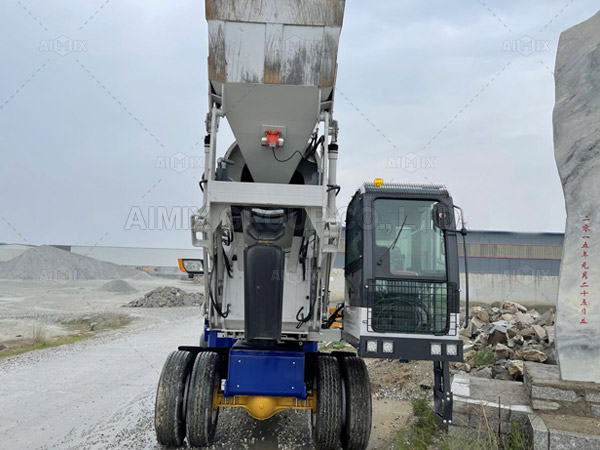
[456, 301, 556, 381]
[0, 277, 419, 449]
[0, 277, 204, 355]
[126, 286, 204, 308]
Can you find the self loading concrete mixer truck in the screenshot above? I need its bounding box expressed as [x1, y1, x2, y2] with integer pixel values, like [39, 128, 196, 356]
[154, 1, 469, 449]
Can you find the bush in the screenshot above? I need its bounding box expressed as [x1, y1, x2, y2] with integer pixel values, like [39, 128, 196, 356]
[396, 396, 438, 450]
[471, 348, 495, 367]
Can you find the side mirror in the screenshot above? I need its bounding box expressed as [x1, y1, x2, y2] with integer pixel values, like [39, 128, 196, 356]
[432, 203, 453, 230]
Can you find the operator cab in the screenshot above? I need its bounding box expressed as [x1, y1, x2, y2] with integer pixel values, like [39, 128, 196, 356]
[342, 183, 463, 362]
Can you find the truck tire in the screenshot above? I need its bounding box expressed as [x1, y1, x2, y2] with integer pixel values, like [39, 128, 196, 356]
[155, 350, 195, 447]
[339, 356, 372, 450]
[311, 355, 342, 450]
[186, 351, 220, 447]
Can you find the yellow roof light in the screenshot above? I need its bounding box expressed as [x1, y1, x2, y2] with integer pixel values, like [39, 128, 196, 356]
[374, 178, 384, 187]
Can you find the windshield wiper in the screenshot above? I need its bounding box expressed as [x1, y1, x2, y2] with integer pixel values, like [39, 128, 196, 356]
[377, 216, 407, 266]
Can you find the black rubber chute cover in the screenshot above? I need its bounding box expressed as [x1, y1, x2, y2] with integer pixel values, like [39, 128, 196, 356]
[244, 244, 284, 342]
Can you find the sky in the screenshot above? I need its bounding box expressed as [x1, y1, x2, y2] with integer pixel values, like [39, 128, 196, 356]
[1, 0, 599, 250]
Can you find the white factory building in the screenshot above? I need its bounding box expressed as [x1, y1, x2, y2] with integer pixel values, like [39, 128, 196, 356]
[1, 229, 563, 306]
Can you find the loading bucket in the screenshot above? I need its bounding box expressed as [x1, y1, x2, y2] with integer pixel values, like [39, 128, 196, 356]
[206, 0, 346, 183]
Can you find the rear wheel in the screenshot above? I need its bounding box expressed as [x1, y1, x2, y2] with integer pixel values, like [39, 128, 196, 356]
[340, 356, 372, 450]
[186, 351, 220, 447]
[155, 350, 195, 447]
[311, 355, 342, 450]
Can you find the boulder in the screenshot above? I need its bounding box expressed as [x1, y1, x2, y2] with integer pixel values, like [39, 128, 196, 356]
[493, 361, 513, 381]
[532, 325, 547, 341]
[495, 343, 511, 360]
[522, 349, 548, 363]
[508, 360, 524, 378]
[471, 367, 493, 379]
[504, 301, 528, 313]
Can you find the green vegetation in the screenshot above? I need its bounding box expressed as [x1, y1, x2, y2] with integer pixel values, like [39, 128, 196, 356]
[0, 332, 93, 358]
[396, 396, 438, 450]
[66, 313, 131, 332]
[397, 397, 532, 450]
[0, 313, 132, 359]
[471, 348, 495, 367]
[504, 422, 532, 450]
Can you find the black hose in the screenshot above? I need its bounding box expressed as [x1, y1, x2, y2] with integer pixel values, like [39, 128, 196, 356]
[323, 303, 344, 329]
[208, 257, 229, 318]
[460, 228, 469, 328]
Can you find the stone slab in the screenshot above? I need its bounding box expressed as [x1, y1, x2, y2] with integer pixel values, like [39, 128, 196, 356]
[451, 374, 531, 434]
[553, 9, 600, 383]
[529, 414, 549, 450]
[543, 414, 600, 449]
[524, 362, 600, 416]
[532, 386, 579, 403]
[533, 399, 561, 411]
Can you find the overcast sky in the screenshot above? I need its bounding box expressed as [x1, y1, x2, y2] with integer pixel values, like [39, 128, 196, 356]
[1, 1, 599, 249]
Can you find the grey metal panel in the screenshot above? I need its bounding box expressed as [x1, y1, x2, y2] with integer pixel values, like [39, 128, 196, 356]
[222, 83, 321, 183]
[207, 180, 324, 207]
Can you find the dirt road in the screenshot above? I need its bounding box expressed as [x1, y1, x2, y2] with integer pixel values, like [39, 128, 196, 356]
[0, 314, 409, 450]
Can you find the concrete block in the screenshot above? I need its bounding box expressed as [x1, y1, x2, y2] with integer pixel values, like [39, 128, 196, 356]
[524, 362, 559, 395]
[549, 431, 600, 450]
[529, 414, 549, 450]
[591, 404, 600, 419]
[585, 392, 600, 403]
[543, 413, 600, 450]
[531, 385, 579, 402]
[452, 373, 532, 438]
[532, 399, 561, 411]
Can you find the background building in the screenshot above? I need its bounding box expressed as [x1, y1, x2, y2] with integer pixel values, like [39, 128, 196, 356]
[2, 230, 563, 305]
[334, 230, 563, 306]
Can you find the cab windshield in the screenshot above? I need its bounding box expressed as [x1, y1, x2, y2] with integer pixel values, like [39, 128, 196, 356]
[374, 199, 446, 279]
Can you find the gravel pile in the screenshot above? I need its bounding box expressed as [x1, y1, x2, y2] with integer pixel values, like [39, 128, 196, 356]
[125, 286, 204, 308]
[0, 245, 149, 281]
[98, 279, 138, 294]
[458, 301, 556, 380]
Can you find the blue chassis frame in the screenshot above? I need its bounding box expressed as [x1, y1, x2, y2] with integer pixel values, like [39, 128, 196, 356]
[202, 329, 318, 399]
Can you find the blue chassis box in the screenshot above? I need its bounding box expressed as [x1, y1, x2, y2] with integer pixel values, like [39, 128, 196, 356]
[225, 348, 307, 399]
[204, 330, 316, 399]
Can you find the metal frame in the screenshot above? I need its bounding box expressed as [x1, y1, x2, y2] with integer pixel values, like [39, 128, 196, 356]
[433, 360, 453, 425]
